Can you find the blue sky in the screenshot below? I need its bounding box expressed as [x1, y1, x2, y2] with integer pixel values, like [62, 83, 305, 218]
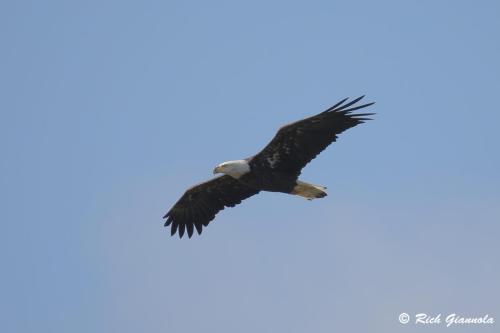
[1, 1, 499, 332]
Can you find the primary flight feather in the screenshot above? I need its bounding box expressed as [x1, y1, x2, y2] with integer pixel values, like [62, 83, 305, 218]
[164, 96, 375, 238]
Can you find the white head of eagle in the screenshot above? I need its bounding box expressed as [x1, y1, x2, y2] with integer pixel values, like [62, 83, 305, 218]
[213, 160, 251, 179]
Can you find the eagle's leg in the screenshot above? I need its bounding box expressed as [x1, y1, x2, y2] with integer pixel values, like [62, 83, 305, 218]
[290, 180, 327, 200]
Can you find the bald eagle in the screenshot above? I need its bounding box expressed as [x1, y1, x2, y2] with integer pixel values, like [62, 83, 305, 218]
[164, 96, 374, 238]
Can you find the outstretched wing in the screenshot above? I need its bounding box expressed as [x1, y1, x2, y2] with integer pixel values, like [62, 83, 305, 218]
[164, 175, 259, 238]
[249, 96, 374, 176]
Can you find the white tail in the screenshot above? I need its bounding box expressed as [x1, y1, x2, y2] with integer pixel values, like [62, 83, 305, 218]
[291, 180, 327, 200]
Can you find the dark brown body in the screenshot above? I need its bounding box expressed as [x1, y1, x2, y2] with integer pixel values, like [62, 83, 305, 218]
[238, 170, 298, 193]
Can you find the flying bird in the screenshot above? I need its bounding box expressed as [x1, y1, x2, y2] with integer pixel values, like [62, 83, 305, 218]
[164, 96, 374, 238]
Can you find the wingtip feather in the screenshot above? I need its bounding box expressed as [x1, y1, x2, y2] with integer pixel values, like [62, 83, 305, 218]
[195, 223, 203, 235]
[164, 216, 173, 226]
[171, 223, 178, 236]
[324, 97, 349, 112]
[335, 95, 366, 112]
[344, 102, 375, 113]
[178, 224, 186, 238]
[186, 224, 194, 238]
[352, 112, 375, 121]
